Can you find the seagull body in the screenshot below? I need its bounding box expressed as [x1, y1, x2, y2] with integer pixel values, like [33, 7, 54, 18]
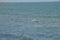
[32, 19, 38, 23]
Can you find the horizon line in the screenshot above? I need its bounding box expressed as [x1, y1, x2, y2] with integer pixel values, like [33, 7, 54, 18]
[0, 1, 60, 2]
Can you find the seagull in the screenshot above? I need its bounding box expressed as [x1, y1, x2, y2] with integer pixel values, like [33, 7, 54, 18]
[32, 18, 38, 23]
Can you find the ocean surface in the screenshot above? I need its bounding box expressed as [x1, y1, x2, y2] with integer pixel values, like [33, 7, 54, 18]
[0, 2, 60, 40]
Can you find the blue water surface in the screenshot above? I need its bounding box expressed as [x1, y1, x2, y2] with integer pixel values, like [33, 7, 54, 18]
[0, 2, 60, 40]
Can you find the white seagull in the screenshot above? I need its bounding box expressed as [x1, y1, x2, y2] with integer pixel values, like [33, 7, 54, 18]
[32, 18, 38, 23]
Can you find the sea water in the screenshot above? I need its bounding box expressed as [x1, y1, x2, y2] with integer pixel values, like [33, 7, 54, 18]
[0, 2, 60, 40]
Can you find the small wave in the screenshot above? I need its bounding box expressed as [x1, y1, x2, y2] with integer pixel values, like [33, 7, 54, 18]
[37, 33, 60, 38]
[0, 33, 20, 38]
[0, 33, 33, 40]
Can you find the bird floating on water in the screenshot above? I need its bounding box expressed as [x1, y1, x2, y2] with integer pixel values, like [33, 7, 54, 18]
[32, 18, 38, 23]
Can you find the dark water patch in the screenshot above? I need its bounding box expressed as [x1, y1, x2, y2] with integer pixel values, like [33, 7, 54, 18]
[0, 34, 18, 38]
[21, 36, 33, 40]
[0, 33, 24, 38]
[0, 33, 34, 40]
